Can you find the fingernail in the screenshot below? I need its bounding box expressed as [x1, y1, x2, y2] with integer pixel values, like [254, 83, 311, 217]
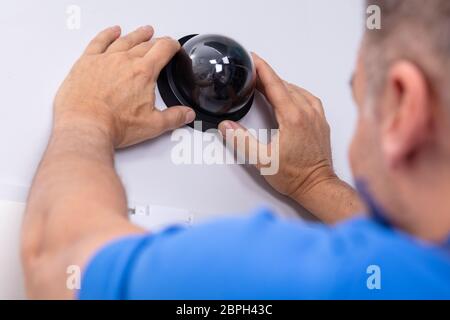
[220, 121, 237, 131]
[140, 25, 153, 32]
[109, 26, 121, 36]
[185, 110, 196, 124]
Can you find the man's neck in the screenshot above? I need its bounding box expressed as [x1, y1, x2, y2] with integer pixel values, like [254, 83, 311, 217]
[398, 182, 450, 244]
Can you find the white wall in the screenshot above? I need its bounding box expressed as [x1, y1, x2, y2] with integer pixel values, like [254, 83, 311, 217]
[0, 201, 26, 299]
[0, 0, 364, 298]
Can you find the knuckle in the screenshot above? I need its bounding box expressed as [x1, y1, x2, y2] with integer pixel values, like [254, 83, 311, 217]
[132, 62, 149, 76]
[174, 111, 185, 125]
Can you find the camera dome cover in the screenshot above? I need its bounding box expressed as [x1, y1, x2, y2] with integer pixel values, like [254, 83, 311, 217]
[158, 34, 256, 131]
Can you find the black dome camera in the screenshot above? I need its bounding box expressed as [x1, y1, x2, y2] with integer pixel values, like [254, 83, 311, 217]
[157, 34, 256, 131]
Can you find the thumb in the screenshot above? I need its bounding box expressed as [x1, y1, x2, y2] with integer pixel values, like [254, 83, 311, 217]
[156, 106, 196, 132]
[219, 120, 265, 168]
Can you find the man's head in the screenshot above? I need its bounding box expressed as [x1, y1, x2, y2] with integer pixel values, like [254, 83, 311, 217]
[350, 0, 450, 241]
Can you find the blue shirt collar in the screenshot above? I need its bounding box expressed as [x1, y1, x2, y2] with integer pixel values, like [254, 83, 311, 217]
[355, 179, 392, 228]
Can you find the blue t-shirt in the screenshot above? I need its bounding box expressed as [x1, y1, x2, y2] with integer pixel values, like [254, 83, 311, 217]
[79, 209, 450, 299]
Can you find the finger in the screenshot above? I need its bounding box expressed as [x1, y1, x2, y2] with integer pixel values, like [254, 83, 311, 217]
[142, 37, 181, 77]
[152, 106, 196, 133]
[128, 39, 156, 57]
[252, 53, 293, 112]
[84, 26, 121, 55]
[107, 25, 154, 53]
[218, 120, 267, 169]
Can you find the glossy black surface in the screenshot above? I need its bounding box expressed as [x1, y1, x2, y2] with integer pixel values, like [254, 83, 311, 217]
[168, 34, 256, 116]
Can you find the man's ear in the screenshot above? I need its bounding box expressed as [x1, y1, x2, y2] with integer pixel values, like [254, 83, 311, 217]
[381, 61, 432, 169]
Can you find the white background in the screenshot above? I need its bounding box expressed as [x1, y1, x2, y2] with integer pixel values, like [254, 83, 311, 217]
[0, 0, 363, 219]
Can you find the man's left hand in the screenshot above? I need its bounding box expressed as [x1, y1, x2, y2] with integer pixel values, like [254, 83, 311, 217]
[53, 25, 196, 148]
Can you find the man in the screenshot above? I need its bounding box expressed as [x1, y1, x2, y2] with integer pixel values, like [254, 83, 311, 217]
[22, 0, 450, 299]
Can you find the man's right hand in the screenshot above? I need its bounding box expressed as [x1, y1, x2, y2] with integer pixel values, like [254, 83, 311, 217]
[219, 53, 363, 223]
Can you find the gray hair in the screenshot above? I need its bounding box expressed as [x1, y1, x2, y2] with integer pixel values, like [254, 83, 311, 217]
[363, 0, 450, 104]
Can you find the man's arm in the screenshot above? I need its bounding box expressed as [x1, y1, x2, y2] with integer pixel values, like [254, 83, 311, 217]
[22, 119, 142, 299]
[219, 54, 365, 224]
[21, 26, 195, 299]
